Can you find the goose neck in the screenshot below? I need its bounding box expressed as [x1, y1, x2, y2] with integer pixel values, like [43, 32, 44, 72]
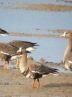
[68, 38, 72, 48]
[19, 52, 28, 73]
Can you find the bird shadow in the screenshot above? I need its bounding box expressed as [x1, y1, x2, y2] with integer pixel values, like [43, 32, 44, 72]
[42, 83, 72, 88]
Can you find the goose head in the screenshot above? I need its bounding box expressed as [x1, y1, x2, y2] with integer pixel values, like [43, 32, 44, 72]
[61, 32, 72, 39]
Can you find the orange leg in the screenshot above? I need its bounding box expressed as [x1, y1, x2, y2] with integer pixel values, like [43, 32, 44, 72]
[32, 79, 36, 88]
[32, 79, 40, 89]
[3, 61, 9, 70]
[16, 58, 20, 69]
[36, 79, 40, 88]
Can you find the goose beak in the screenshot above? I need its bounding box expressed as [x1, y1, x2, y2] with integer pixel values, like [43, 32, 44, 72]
[60, 32, 66, 38]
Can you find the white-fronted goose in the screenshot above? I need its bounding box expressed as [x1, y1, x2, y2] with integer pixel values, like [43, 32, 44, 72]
[0, 40, 38, 70]
[0, 28, 9, 36]
[8, 40, 38, 52]
[0, 43, 18, 70]
[61, 32, 72, 70]
[19, 50, 58, 88]
[6, 40, 38, 69]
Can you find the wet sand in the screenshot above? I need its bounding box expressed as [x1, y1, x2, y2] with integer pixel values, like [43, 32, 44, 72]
[0, 69, 72, 97]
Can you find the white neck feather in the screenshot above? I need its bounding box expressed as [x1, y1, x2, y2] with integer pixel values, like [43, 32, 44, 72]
[63, 46, 70, 62]
[17, 47, 22, 53]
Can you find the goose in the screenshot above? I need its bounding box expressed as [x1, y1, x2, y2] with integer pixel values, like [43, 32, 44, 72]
[8, 40, 38, 52]
[61, 32, 72, 70]
[0, 42, 18, 70]
[0, 28, 9, 36]
[0, 40, 38, 70]
[19, 50, 58, 88]
[8, 40, 38, 68]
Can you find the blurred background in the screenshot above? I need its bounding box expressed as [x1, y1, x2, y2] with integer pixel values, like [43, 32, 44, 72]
[0, 0, 72, 62]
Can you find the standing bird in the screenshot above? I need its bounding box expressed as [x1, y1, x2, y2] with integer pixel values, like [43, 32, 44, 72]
[19, 50, 58, 88]
[0, 40, 38, 70]
[0, 43, 18, 70]
[0, 28, 9, 36]
[0, 28, 38, 70]
[8, 40, 38, 68]
[8, 40, 38, 52]
[61, 32, 72, 70]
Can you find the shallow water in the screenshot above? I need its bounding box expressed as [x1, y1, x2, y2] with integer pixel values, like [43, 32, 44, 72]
[0, 4, 72, 62]
[0, 1, 72, 97]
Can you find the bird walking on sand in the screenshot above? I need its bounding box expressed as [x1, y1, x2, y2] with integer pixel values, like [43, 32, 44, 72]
[61, 32, 72, 70]
[18, 50, 58, 88]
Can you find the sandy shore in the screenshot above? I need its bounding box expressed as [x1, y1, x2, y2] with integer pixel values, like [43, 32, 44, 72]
[0, 69, 72, 97]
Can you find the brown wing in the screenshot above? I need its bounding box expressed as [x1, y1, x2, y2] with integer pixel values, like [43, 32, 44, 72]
[0, 43, 18, 55]
[8, 40, 38, 49]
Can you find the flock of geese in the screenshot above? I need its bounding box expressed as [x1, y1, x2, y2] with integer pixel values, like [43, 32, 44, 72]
[0, 28, 72, 88]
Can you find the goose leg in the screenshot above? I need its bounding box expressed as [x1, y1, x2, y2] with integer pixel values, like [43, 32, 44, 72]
[32, 79, 36, 88]
[32, 79, 40, 88]
[3, 61, 9, 70]
[36, 79, 40, 88]
[16, 58, 20, 69]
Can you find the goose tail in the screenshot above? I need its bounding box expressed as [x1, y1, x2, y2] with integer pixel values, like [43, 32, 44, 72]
[50, 68, 59, 73]
[50, 68, 59, 76]
[47, 67, 59, 74]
